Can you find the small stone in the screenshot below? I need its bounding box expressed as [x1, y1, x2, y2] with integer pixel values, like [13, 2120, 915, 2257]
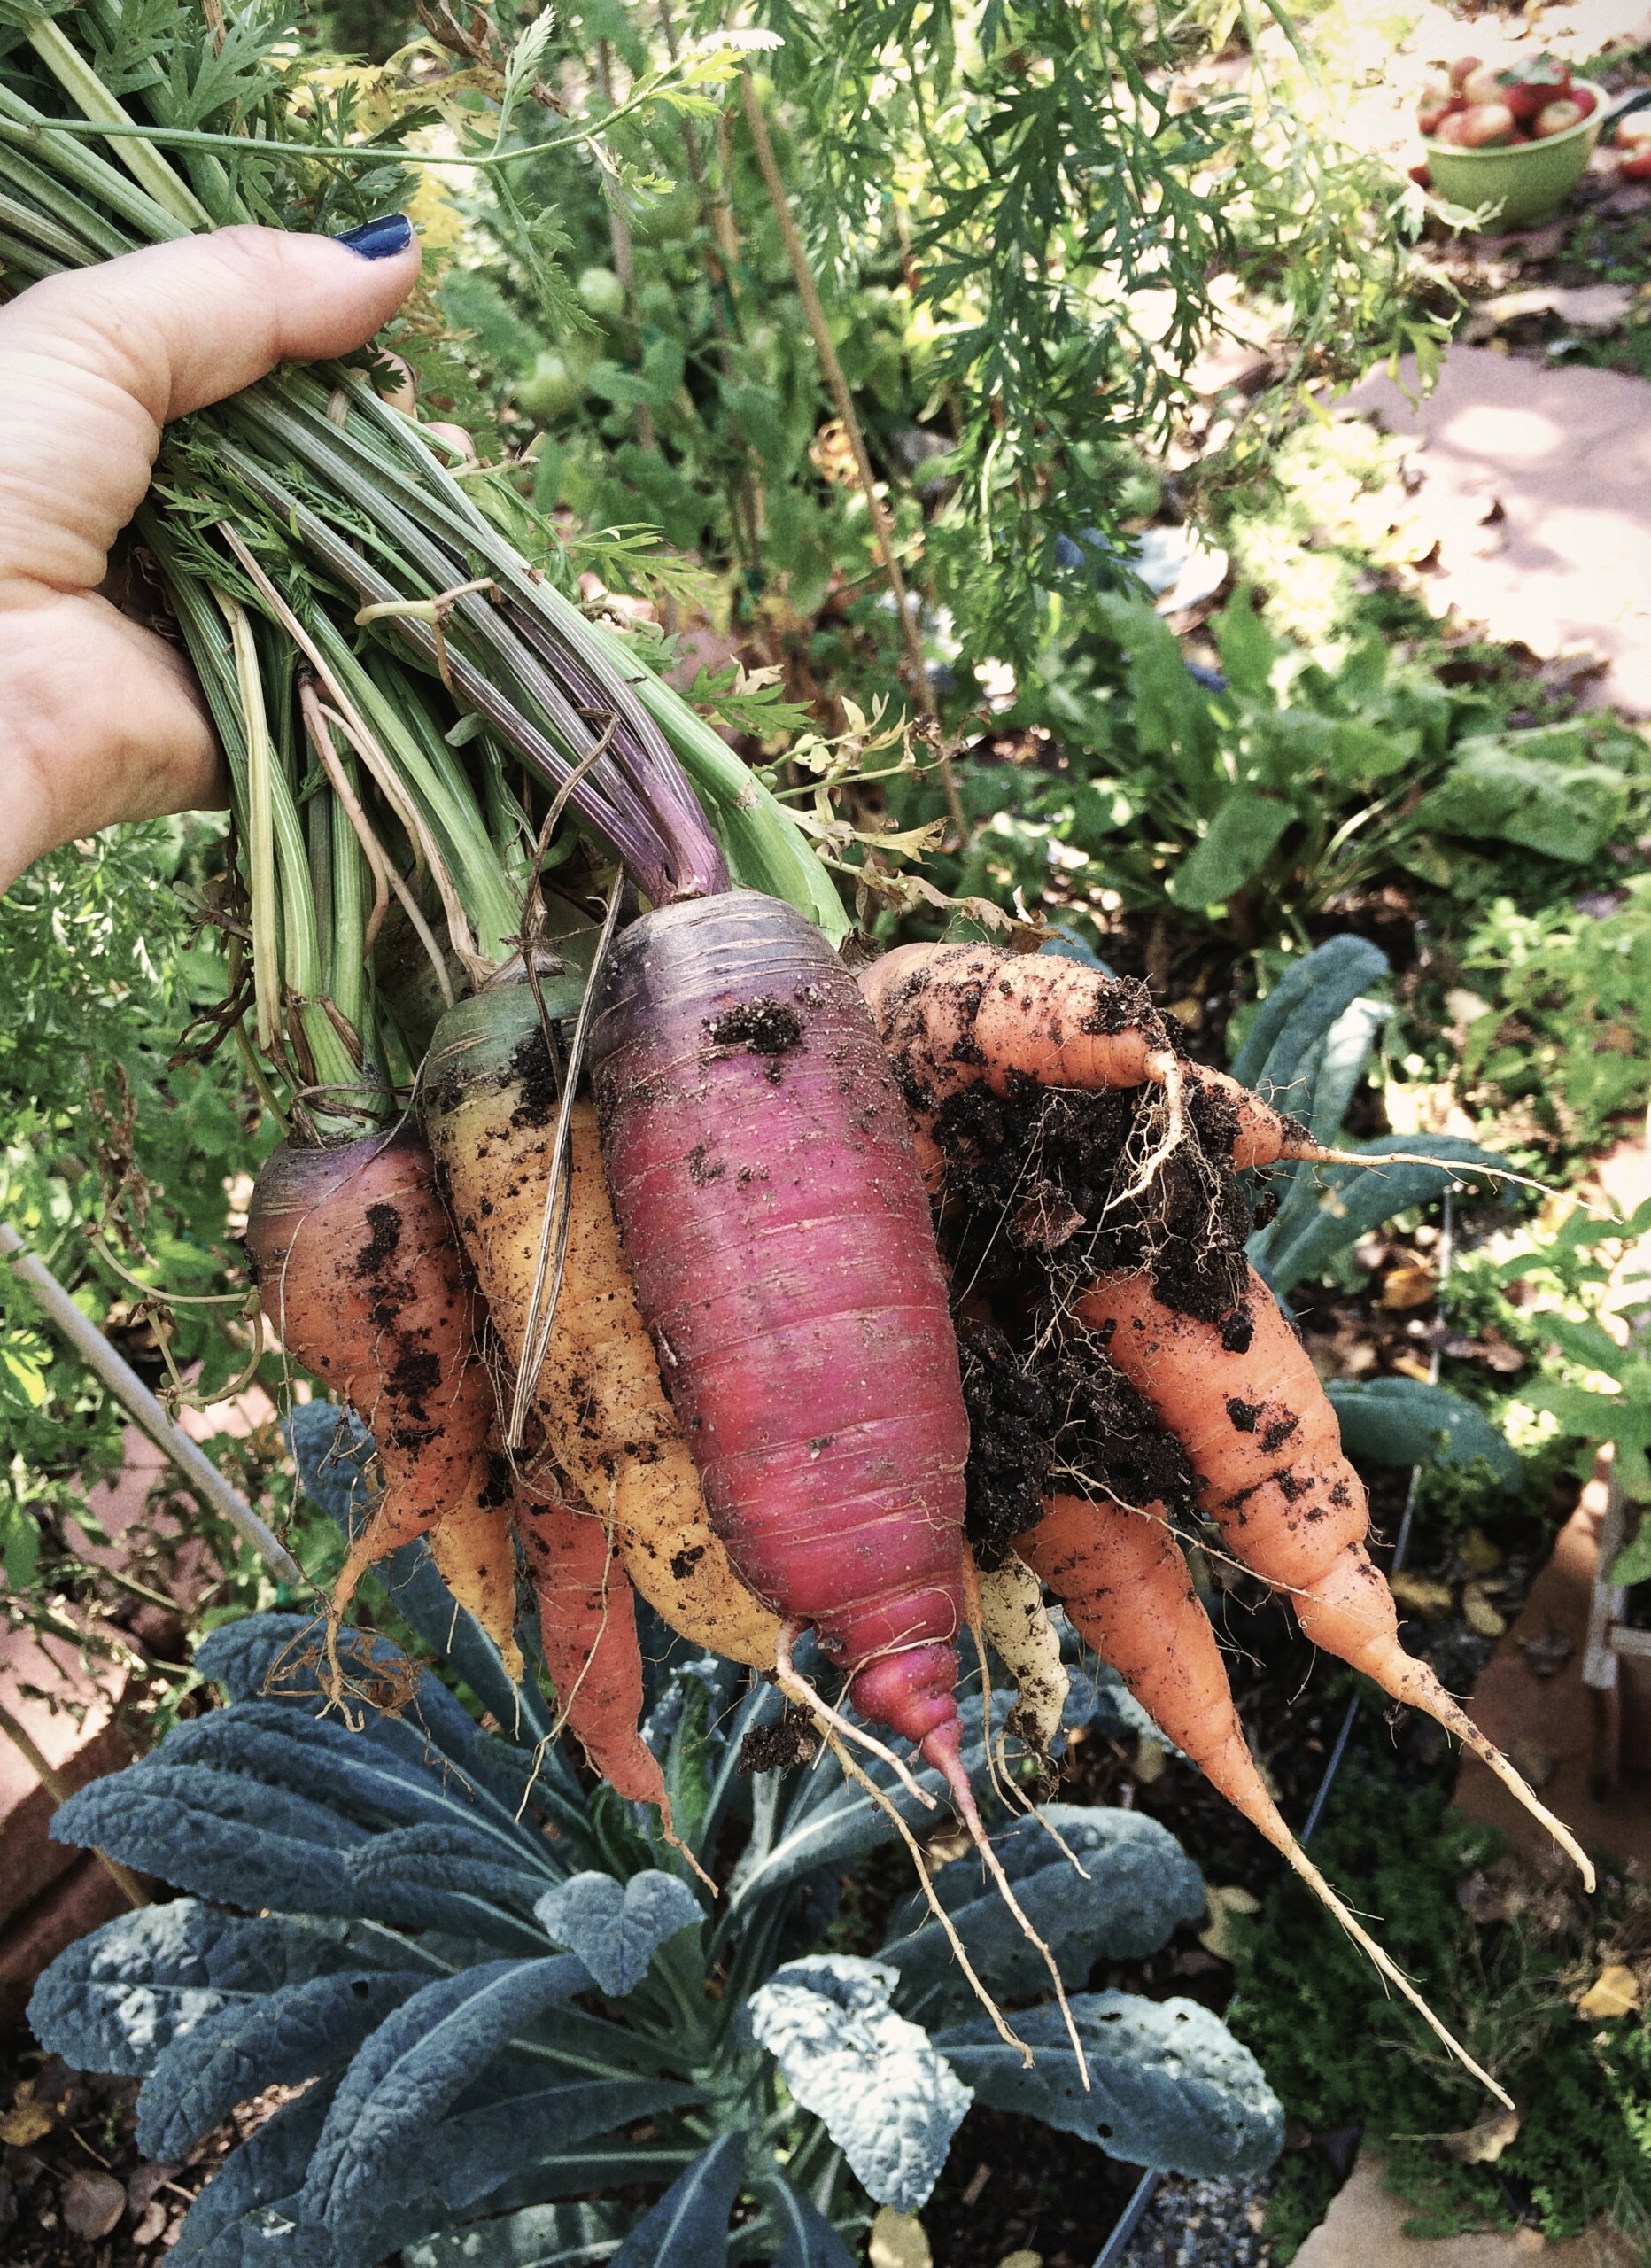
[62, 2168, 128, 2241]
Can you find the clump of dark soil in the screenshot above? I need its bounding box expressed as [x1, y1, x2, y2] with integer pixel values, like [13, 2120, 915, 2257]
[508, 1024, 561, 1129]
[934, 1076, 1263, 1334]
[353, 1200, 401, 1276]
[957, 1322, 1193, 1567]
[706, 998, 803, 1055]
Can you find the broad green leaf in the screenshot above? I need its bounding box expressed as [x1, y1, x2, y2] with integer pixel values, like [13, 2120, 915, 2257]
[1325, 1379, 1519, 1487]
[939, 1993, 1282, 2179]
[879, 1805, 1203, 2004]
[406, 2203, 622, 2268]
[1168, 795, 1291, 909]
[1214, 586, 1275, 700]
[1323, 718, 1415, 782]
[1416, 743, 1630, 864]
[535, 1873, 703, 1997]
[745, 1957, 968, 2214]
[609, 2133, 746, 2268]
[1229, 935, 1390, 1099]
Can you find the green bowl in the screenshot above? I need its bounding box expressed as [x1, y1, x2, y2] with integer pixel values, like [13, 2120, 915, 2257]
[1424, 80, 1605, 229]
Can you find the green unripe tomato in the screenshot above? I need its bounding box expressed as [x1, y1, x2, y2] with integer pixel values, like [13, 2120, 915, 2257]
[516, 348, 586, 423]
[577, 265, 625, 322]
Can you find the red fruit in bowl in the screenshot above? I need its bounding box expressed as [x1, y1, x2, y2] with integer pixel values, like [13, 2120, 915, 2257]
[1532, 98, 1585, 139]
[1502, 57, 1570, 120]
[1460, 63, 1508, 106]
[1569, 87, 1598, 121]
[1418, 90, 1456, 136]
[1448, 55, 1482, 93]
[1441, 103, 1517, 149]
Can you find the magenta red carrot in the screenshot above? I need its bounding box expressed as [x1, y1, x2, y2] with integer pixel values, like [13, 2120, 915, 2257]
[588, 891, 973, 1783]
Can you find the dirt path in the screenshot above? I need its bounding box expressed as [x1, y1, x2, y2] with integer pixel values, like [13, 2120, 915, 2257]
[1345, 346, 1651, 717]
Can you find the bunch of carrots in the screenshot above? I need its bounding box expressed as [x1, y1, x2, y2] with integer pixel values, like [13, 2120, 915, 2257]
[10, 0, 1592, 2108]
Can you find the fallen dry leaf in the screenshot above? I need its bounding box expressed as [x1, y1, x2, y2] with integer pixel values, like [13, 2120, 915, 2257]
[61, 2169, 128, 2241]
[133, 2201, 169, 2247]
[1391, 1571, 1454, 1621]
[1382, 1263, 1438, 1311]
[1198, 1884, 1262, 1965]
[0, 2100, 57, 2148]
[1440, 2101, 1522, 2164]
[869, 2208, 931, 2268]
[1391, 1353, 1435, 1384]
[1577, 1963, 1643, 2020]
[997, 2254, 1043, 2268]
[1463, 1583, 1508, 1640]
[1459, 1526, 1503, 1578]
[1133, 1729, 1169, 1784]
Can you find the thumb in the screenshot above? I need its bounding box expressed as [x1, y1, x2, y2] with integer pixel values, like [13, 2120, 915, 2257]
[0, 218, 421, 595]
[0, 221, 419, 888]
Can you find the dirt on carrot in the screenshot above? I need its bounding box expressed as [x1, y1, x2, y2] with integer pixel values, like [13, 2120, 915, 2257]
[957, 1321, 1192, 1569]
[933, 1074, 1266, 1337]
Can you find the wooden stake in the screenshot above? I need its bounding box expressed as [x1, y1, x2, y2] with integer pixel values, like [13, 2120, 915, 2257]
[0, 1223, 304, 1586]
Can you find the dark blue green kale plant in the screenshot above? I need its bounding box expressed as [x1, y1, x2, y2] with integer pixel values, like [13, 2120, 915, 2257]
[28, 1407, 1282, 2268]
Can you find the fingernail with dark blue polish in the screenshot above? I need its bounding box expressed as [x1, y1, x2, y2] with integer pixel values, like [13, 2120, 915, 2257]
[333, 212, 415, 260]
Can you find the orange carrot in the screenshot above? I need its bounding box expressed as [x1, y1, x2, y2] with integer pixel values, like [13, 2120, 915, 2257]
[1020, 1491, 1514, 2105]
[860, 944, 1177, 1188]
[246, 1128, 501, 1650]
[517, 1485, 671, 1821]
[1076, 1268, 1594, 1889]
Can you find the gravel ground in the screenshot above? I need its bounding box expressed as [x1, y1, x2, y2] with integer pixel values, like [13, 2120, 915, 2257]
[1119, 2172, 1275, 2268]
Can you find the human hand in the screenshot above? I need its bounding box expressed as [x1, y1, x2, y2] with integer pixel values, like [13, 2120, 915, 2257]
[0, 217, 421, 891]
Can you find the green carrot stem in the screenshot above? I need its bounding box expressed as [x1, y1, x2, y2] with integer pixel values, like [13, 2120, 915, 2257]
[213, 591, 283, 1048]
[369, 656, 523, 962]
[0, 139, 136, 258]
[307, 776, 335, 1000]
[24, 18, 212, 229]
[0, 84, 190, 244]
[329, 766, 369, 1040]
[0, 184, 98, 264]
[0, 229, 60, 281]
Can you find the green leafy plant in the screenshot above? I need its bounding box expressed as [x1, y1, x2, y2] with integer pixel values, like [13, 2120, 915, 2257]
[0, 824, 269, 1596]
[890, 586, 1644, 944]
[27, 1406, 1282, 2267]
[1229, 1755, 1651, 2256]
[1459, 879, 1651, 1153]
